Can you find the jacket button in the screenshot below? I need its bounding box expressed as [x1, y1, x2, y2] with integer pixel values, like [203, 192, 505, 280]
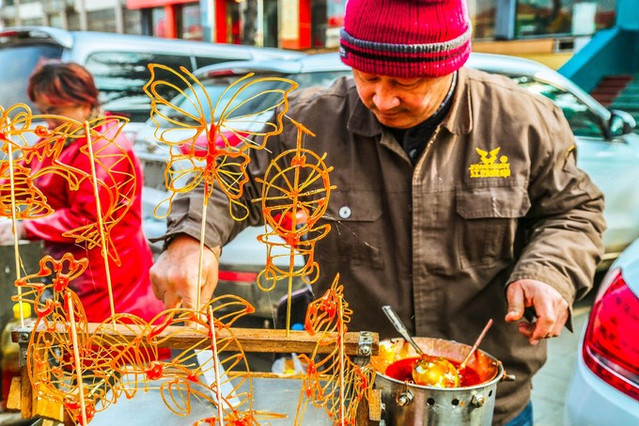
[339, 206, 351, 219]
[408, 203, 412, 212]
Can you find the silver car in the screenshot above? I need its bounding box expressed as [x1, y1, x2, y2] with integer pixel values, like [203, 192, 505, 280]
[564, 238, 639, 424]
[138, 51, 639, 321]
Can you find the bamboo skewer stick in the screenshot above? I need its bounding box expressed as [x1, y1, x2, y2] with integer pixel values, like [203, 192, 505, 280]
[207, 306, 224, 426]
[197, 198, 208, 318]
[338, 302, 345, 425]
[84, 122, 115, 323]
[6, 141, 24, 327]
[67, 294, 88, 426]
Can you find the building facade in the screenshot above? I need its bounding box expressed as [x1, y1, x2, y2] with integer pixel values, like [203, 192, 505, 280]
[0, 0, 619, 61]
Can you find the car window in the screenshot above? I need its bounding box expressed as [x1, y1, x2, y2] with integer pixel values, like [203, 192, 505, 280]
[511, 76, 604, 138]
[286, 70, 351, 89]
[85, 52, 192, 122]
[195, 55, 248, 70]
[0, 44, 63, 108]
[153, 70, 350, 128]
[156, 75, 295, 125]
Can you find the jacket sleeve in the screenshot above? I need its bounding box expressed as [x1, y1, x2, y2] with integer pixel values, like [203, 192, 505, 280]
[508, 105, 606, 304]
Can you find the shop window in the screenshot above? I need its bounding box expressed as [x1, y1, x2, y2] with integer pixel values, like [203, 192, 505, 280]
[152, 7, 167, 38]
[124, 8, 142, 35]
[311, 0, 327, 48]
[516, 0, 616, 38]
[179, 3, 203, 41]
[468, 0, 496, 40]
[87, 9, 116, 32]
[325, 0, 346, 48]
[263, 0, 279, 47]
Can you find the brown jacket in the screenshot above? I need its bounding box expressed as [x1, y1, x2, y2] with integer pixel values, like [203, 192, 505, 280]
[165, 67, 606, 424]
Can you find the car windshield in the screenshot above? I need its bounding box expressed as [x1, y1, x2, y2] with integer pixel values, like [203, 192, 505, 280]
[0, 44, 63, 109]
[86, 52, 193, 123]
[511, 76, 605, 138]
[154, 70, 350, 126]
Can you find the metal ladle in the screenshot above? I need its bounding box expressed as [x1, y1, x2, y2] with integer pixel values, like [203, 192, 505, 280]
[382, 305, 461, 387]
[381, 305, 425, 357]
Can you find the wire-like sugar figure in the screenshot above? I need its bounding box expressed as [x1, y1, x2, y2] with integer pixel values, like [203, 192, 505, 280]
[142, 64, 298, 222]
[1, 64, 377, 425]
[143, 65, 299, 313]
[1, 104, 84, 326]
[1, 106, 135, 324]
[1, 105, 83, 219]
[15, 253, 286, 425]
[254, 118, 335, 334]
[294, 274, 375, 425]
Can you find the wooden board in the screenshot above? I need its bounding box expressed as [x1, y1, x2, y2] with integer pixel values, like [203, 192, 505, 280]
[16, 324, 379, 356]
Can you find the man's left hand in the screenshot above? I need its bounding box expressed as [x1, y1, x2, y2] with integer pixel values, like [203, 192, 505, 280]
[505, 279, 569, 345]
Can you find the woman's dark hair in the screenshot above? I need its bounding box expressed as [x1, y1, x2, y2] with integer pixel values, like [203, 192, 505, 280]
[27, 61, 100, 109]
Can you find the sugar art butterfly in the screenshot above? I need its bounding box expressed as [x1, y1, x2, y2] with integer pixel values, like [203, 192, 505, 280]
[143, 64, 298, 221]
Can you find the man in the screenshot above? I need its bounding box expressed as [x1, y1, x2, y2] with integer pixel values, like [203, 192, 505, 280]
[150, 0, 605, 424]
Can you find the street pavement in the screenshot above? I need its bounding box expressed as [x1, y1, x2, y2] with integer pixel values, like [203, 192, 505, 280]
[531, 291, 595, 426]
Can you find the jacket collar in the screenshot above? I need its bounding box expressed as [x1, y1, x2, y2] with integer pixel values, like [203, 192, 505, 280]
[442, 67, 473, 135]
[345, 67, 474, 137]
[346, 83, 383, 138]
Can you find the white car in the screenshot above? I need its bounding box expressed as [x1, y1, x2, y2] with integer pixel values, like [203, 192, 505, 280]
[564, 238, 639, 424]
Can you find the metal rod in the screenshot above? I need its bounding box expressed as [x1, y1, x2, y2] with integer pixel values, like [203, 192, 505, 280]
[381, 305, 424, 357]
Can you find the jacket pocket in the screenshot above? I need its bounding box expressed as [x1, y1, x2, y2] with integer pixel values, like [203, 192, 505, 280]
[317, 190, 384, 269]
[456, 184, 530, 269]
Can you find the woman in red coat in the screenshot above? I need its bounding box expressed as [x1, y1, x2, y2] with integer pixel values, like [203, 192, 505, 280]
[0, 61, 164, 323]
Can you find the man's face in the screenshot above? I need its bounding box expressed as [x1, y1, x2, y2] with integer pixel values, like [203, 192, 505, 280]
[352, 69, 454, 129]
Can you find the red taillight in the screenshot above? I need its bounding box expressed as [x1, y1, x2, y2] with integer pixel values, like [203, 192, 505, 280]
[582, 268, 639, 401]
[218, 270, 258, 283]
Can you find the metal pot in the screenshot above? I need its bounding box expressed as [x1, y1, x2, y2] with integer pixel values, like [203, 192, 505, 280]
[373, 337, 505, 426]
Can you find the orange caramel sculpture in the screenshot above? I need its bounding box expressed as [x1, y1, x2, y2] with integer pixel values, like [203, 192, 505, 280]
[1, 64, 377, 424]
[294, 275, 375, 425]
[14, 253, 285, 425]
[143, 65, 298, 221]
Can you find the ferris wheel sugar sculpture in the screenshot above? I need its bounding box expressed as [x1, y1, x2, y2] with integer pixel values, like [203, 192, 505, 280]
[254, 117, 335, 335]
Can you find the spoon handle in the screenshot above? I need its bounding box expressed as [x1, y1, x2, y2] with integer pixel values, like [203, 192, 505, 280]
[382, 305, 424, 356]
[460, 318, 494, 369]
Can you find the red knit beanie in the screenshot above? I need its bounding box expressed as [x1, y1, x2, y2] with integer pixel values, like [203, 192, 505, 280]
[339, 0, 472, 78]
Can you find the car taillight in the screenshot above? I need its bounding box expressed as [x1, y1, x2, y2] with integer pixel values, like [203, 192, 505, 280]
[218, 270, 258, 283]
[582, 268, 639, 401]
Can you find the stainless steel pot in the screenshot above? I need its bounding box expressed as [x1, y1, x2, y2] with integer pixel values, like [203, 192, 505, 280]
[373, 337, 505, 426]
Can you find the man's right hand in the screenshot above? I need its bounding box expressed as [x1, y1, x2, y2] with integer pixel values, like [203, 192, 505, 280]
[149, 234, 221, 311]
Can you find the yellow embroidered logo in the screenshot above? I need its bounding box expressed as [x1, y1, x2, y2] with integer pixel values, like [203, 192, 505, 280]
[469, 147, 511, 178]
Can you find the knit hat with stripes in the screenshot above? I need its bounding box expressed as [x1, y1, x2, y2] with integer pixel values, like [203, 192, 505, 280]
[339, 0, 472, 78]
